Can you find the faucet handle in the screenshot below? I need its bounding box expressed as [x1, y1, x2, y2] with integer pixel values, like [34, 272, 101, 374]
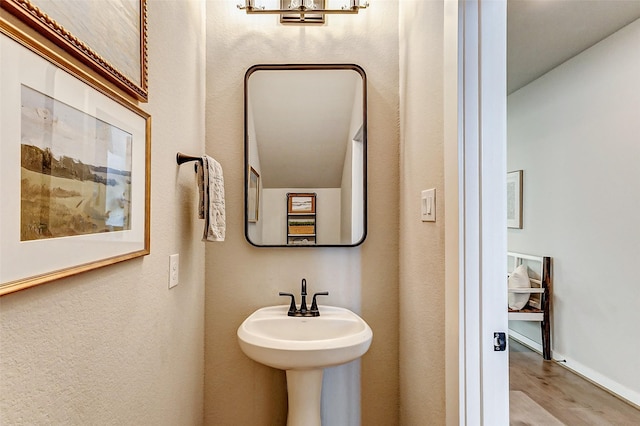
[279, 292, 297, 316]
[309, 291, 329, 316]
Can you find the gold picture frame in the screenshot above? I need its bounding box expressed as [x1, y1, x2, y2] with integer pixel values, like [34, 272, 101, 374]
[0, 0, 149, 101]
[288, 193, 316, 214]
[0, 20, 151, 296]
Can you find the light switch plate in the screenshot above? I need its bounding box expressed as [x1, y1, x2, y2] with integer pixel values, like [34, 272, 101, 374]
[169, 254, 179, 288]
[421, 189, 436, 222]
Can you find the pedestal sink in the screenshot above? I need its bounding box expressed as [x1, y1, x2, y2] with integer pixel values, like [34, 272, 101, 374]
[237, 305, 373, 426]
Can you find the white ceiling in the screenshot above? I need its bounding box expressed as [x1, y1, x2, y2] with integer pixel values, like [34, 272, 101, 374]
[508, 0, 640, 94]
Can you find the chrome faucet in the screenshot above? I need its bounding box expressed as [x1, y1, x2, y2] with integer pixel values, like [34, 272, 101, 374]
[279, 278, 329, 317]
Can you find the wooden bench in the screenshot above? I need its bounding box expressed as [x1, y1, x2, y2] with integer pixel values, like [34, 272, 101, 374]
[507, 252, 552, 360]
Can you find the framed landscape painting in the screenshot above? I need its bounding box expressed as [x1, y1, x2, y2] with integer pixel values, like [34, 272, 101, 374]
[0, 21, 150, 296]
[288, 193, 316, 214]
[0, 0, 149, 101]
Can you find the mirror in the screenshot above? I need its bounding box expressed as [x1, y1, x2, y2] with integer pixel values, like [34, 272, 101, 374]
[244, 64, 367, 247]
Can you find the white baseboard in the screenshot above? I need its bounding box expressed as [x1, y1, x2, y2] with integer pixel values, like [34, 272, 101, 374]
[551, 351, 640, 409]
[508, 330, 542, 354]
[508, 330, 640, 409]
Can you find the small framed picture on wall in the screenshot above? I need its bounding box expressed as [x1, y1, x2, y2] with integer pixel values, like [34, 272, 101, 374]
[507, 170, 523, 229]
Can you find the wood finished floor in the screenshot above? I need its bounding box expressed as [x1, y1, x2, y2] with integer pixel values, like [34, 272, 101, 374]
[509, 339, 640, 425]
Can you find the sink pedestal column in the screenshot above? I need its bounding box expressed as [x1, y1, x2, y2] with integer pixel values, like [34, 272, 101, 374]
[285, 369, 323, 426]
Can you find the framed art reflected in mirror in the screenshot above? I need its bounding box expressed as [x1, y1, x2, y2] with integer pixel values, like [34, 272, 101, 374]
[248, 167, 260, 223]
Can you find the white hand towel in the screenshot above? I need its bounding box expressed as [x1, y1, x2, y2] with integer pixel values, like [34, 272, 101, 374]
[196, 155, 225, 242]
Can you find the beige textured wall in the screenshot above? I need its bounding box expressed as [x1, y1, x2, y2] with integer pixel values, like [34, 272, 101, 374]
[0, 1, 452, 423]
[0, 1, 206, 424]
[203, 2, 400, 425]
[399, 1, 447, 424]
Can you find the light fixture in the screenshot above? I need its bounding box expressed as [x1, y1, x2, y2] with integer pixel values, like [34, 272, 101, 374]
[237, 0, 369, 24]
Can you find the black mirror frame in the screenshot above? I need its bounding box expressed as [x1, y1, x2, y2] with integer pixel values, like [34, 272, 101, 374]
[244, 63, 367, 248]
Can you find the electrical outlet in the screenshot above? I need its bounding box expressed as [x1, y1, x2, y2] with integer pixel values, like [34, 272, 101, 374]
[169, 254, 179, 288]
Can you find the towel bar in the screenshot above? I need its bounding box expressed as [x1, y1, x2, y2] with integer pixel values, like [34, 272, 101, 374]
[176, 152, 202, 172]
[176, 152, 203, 165]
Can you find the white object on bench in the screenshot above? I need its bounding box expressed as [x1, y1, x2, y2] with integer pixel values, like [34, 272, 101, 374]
[507, 252, 552, 360]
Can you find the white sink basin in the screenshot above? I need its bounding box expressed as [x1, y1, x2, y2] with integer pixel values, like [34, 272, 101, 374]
[237, 304, 373, 370]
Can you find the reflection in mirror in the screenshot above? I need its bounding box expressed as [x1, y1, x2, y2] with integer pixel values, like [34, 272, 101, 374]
[244, 64, 367, 247]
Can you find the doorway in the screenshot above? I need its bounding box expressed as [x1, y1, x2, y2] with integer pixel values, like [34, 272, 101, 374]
[506, 0, 640, 418]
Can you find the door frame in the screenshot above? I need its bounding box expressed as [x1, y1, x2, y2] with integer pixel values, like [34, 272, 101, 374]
[445, 0, 509, 424]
